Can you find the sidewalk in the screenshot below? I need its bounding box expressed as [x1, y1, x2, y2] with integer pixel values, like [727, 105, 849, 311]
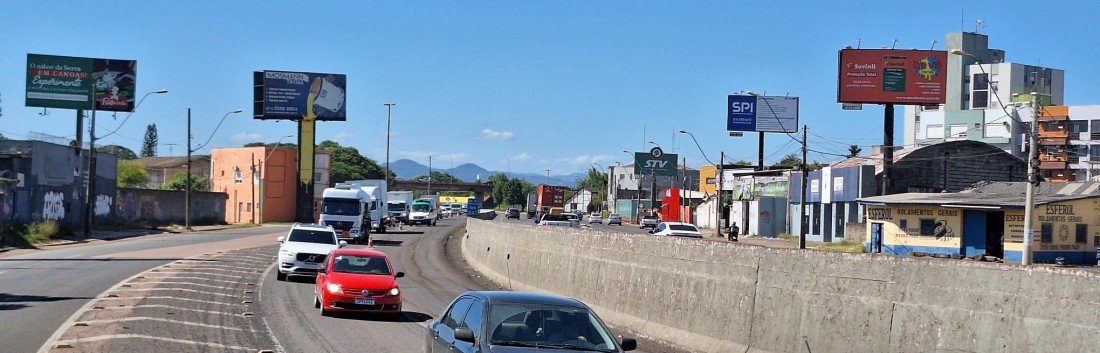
[0, 224, 250, 254]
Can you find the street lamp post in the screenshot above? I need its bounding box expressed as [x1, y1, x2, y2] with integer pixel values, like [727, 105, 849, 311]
[187, 108, 243, 230]
[384, 103, 395, 185]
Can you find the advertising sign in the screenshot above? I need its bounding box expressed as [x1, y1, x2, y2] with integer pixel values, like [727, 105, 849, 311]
[255, 70, 346, 121]
[837, 49, 948, 104]
[633, 147, 678, 177]
[26, 54, 138, 112]
[727, 95, 799, 133]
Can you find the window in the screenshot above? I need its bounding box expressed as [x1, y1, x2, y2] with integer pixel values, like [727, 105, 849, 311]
[1076, 224, 1087, 244]
[443, 298, 474, 329]
[1041, 223, 1053, 243]
[246, 203, 252, 212]
[919, 219, 936, 236]
[233, 166, 243, 183]
[926, 124, 944, 139]
[1069, 121, 1088, 140]
[900, 219, 908, 229]
[949, 124, 968, 139]
[972, 91, 989, 109]
[461, 300, 485, 339]
[984, 123, 1009, 138]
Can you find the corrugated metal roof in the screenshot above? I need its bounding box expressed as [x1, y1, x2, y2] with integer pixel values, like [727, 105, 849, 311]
[860, 182, 1100, 208]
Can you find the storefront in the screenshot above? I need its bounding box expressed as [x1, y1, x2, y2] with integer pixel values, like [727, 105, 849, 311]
[860, 182, 1099, 265]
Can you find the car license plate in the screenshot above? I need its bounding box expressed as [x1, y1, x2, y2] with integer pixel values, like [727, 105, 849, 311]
[355, 297, 375, 305]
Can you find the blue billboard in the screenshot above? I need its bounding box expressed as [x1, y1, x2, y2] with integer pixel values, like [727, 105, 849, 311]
[467, 198, 481, 216]
[726, 94, 799, 133]
[256, 70, 346, 121]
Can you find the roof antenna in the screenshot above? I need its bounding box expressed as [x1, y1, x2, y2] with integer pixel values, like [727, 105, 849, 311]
[891, 38, 900, 49]
[975, 19, 985, 33]
[856, 38, 862, 49]
[930, 40, 939, 50]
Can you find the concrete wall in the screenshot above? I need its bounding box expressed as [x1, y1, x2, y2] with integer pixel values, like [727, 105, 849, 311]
[115, 188, 227, 224]
[463, 219, 1100, 353]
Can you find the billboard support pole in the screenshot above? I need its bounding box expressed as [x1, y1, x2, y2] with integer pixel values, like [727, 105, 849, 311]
[295, 119, 317, 223]
[757, 133, 765, 171]
[799, 125, 808, 250]
[75, 109, 84, 153]
[882, 103, 895, 195]
[83, 99, 97, 239]
[717, 152, 723, 238]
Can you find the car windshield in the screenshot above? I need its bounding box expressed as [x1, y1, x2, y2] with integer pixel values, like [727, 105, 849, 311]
[541, 214, 569, 222]
[412, 203, 431, 212]
[609, 214, 620, 218]
[643, 215, 657, 220]
[287, 229, 336, 245]
[387, 203, 406, 211]
[331, 255, 391, 275]
[322, 198, 361, 216]
[488, 303, 616, 352]
[669, 224, 698, 232]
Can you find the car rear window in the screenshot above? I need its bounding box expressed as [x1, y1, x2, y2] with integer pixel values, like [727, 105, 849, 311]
[669, 224, 698, 232]
[288, 229, 336, 244]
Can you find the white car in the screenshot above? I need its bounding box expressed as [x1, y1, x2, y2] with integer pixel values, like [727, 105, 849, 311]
[276, 223, 347, 281]
[649, 222, 703, 238]
[589, 212, 602, 224]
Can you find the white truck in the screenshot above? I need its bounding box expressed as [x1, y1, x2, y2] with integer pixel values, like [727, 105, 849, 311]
[408, 197, 438, 226]
[387, 191, 414, 224]
[319, 180, 389, 241]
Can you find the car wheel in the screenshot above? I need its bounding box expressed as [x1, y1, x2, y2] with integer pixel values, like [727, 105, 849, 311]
[276, 272, 287, 281]
[314, 295, 321, 309]
[319, 301, 329, 317]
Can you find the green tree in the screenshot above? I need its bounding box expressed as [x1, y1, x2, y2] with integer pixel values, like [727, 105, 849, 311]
[502, 178, 533, 207]
[116, 160, 149, 188]
[808, 161, 828, 171]
[164, 172, 209, 191]
[773, 153, 801, 169]
[244, 141, 297, 148]
[318, 140, 393, 185]
[731, 160, 753, 166]
[140, 124, 158, 157]
[847, 145, 862, 158]
[411, 171, 461, 184]
[98, 144, 138, 160]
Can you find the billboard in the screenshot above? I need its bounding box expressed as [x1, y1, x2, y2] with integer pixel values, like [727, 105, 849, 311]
[254, 70, 346, 121]
[837, 49, 947, 105]
[727, 95, 799, 133]
[633, 147, 678, 177]
[26, 54, 138, 112]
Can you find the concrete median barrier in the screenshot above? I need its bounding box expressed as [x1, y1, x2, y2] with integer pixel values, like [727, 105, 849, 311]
[462, 218, 1100, 353]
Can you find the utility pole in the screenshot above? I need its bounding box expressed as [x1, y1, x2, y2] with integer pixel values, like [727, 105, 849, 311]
[1022, 92, 1039, 266]
[717, 152, 724, 238]
[384, 103, 395, 185]
[427, 155, 432, 196]
[799, 125, 808, 250]
[251, 152, 256, 224]
[83, 90, 98, 239]
[185, 108, 192, 230]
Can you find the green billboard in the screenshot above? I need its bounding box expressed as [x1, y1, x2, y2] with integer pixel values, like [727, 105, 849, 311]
[26, 54, 137, 112]
[633, 147, 678, 176]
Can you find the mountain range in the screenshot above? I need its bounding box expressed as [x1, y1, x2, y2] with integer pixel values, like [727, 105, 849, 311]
[388, 159, 584, 187]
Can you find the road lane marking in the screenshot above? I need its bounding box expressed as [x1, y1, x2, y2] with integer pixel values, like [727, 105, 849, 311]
[126, 281, 238, 290]
[100, 304, 235, 316]
[53, 334, 256, 351]
[96, 295, 246, 307]
[113, 287, 241, 297]
[178, 267, 261, 274]
[142, 270, 253, 278]
[135, 276, 243, 285]
[75, 316, 249, 331]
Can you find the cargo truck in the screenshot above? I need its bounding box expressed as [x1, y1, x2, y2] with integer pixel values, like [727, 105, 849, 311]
[533, 184, 565, 222]
[409, 196, 439, 226]
[387, 191, 414, 224]
[320, 180, 389, 237]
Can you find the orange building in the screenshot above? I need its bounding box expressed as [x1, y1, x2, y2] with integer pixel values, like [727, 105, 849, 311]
[211, 147, 298, 223]
[1037, 106, 1075, 182]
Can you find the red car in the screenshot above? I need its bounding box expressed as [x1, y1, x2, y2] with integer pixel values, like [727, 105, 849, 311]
[314, 248, 404, 317]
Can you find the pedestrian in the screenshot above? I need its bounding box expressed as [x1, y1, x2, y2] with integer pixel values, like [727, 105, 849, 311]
[728, 222, 739, 242]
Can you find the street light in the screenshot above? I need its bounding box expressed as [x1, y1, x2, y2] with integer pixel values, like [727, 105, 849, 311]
[186, 108, 243, 230]
[648, 141, 661, 149]
[100, 89, 168, 139]
[257, 134, 295, 224]
[952, 49, 1037, 265]
[384, 103, 395, 185]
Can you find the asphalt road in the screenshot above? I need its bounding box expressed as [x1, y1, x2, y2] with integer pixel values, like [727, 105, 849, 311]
[0, 225, 285, 353]
[262, 217, 674, 353]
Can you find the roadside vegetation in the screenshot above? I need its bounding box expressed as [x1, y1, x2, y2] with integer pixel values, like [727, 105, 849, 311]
[2, 220, 66, 246]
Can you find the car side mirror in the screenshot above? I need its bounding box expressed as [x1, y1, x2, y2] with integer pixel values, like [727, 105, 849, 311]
[338, 240, 348, 248]
[395, 271, 405, 278]
[620, 338, 637, 351]
[277, 236, 284, 243]
[454, 327, 475, 343]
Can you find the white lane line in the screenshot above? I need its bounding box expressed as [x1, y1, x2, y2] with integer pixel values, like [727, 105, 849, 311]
[126, 281, 237, 290]
[135, 276, 243, 285]
[76, 316, 248, 331]
[113, 287, 240, 297]
[145, 271, 251, 279]
[101, 304, 238, 316]
[177, 267, 259, 274]
[96, 296, 245, 307]
[54, 334, 256, 351]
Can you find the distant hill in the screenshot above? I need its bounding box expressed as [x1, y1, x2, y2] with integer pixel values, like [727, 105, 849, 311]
[388, 159, 583, 186]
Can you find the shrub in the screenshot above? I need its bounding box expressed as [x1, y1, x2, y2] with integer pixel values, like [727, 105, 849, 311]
[23, 220, 60, 244]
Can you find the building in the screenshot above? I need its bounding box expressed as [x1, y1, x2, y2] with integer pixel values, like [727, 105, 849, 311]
[0, 140, 117, 227]
[718, 169, 790, 238]
[607, 163, 699, 220]
[790, 165, 875, 243]
[564, 188, 596, 213]
[859, 182, 1099, 265]
[132, 156, 211, 189]
[1027, 105, 1100, 182]
[904, 31, 1064, 156]
[211, 147, 297, 223]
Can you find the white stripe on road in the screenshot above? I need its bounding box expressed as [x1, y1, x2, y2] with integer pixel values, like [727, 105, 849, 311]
[135, 276, 244, 285]
[145, 270, 252, 279]
[113, 287, 240, 297]
[126, 281, 238, 290]
[54, 334, 257, 351]
[100, 304, 237, 316]
[176, 267, 260, 274]
[76, 316, 248, 331]
[96, 296, 245, 307]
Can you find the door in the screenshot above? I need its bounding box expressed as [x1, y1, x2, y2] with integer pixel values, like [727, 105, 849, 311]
[431, 297, 473, 352]
[822, 204, 834, 242]
[985, 211, 1005, 258]
[870, 222, 883, 253]
[963, 210, 988, 257]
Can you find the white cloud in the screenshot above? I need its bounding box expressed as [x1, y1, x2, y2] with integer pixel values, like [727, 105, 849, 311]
[399, 151, 471, 163]
[478, 129, 514, 140]
[334, 131, 356, 144]
[510, 152, 532, 161]
[230, 132, 263, 144]
[554, 154, 615, 171]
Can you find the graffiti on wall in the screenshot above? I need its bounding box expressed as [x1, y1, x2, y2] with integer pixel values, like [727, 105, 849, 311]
[95, 194, 112, 216]
[42, 191, 65, 221]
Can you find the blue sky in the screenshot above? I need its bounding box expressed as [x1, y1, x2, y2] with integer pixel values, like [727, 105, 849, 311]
[2, 1, 1098, 175]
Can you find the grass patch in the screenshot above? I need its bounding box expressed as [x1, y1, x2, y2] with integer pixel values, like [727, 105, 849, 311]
[17, 221, 62, 245]
[777, 233, 799, 242]
[814, 240, 866, 253]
